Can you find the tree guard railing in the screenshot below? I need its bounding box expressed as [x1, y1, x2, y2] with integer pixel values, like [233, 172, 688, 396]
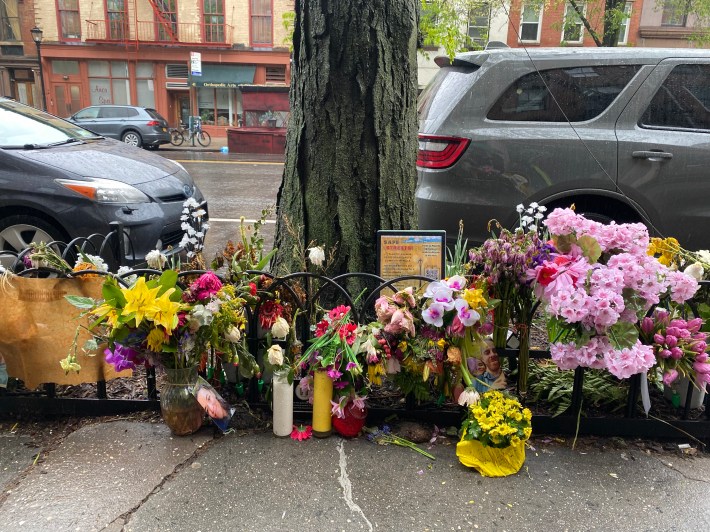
[1, 243, 708, 445]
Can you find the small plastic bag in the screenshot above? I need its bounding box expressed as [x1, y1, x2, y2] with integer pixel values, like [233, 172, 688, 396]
[456, 437, 525, 477]
[192, 377, 235, 432]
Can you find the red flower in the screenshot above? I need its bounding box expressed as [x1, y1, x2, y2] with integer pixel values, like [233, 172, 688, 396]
[249, 282, 257, 296]
[290, 424, 313, 441]
[314, 319, 330, 337]
[338, 322, 358, 345]
[259, 300, 284, 329]
[328, 305, 350, 321]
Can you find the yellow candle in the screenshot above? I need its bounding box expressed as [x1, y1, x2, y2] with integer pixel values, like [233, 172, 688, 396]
[312, 370, 333, 437]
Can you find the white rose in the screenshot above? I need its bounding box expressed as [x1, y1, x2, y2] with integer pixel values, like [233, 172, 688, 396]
[146, 249, 167, 270]
[684, 262, 704, 281]
[224, 326, 241, 343]
[307, 246, 325, 267]
[267, 344, 284, 367]
[271, 317, 290, 339]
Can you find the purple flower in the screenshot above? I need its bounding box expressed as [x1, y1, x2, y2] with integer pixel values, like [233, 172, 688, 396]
[104, 344, 142, 372]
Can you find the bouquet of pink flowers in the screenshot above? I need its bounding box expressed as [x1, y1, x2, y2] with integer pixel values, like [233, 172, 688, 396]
[528, 208, 700, 380]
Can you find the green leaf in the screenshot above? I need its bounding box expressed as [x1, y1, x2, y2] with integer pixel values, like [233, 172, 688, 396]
[102, 279, 125, 307]
[607, 321, 639, 350]
[157, 269, 178, 295]
[553, 234, 577, 254]
[65, 295, 97, 309]
[577, 235, 602, 263]
[255, 247, 278, 270]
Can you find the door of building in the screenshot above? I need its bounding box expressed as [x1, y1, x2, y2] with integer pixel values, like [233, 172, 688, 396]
[52, 83, 82, 118]
[177, 93, 190, 126]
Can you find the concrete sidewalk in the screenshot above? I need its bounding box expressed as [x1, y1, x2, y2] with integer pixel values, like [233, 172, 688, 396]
[1, 418, 708, 531]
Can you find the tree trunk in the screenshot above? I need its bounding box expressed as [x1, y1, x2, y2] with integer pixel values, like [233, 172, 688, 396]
[273, 0, 420, 277]
[601, 0, 625, 47]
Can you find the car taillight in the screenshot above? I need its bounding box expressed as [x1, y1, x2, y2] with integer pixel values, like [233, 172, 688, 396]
[417, 135, 470, 169]
[146, 120, 160, 126]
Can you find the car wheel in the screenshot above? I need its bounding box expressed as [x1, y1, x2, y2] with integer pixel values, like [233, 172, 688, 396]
[0, 215, 66, 268]
[122, 131, 143, 147]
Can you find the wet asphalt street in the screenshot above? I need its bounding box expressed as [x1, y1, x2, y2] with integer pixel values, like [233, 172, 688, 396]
[160, 150, 283, 265]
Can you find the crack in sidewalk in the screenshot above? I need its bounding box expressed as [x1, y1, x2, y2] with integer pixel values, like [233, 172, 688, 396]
[337, 439, 373, 532]
[101, 431, 221, 531]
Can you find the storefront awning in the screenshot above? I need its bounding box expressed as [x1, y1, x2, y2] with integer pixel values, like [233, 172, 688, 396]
[189, 64, 256, 88]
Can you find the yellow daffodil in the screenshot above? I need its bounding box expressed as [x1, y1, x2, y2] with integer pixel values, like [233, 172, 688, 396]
[367, 363, 386, 386]
[121, 277, 161, 326]
[94, 302, 120, 329]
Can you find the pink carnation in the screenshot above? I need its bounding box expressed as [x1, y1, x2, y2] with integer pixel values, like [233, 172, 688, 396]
[191, 271, 223, 300]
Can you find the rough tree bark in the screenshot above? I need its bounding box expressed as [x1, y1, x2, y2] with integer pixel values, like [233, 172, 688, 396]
[273, 0, 420, 276]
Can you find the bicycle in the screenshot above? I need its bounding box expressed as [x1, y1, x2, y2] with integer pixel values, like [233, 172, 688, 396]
[169, 123, 188, 146]
[186, 117, 211, 147]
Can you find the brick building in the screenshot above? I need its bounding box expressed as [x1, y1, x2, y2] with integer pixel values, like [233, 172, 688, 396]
[1, 0, 293, 137]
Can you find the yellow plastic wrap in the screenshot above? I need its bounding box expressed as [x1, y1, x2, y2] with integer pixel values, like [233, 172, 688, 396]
[456, 437, 526, 477]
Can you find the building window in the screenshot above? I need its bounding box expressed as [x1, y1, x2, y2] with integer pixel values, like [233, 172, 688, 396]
[88, 60, 130, 105]
[468, 3, 491, 49]
[203, 0, 225, 43]
[58, 0, 81, 40]
[661, 1, 689, 26]
[0, 0, 20, 41]
[562, 2, 585, 43]
[520, 3, 542, 42]
[106, 0, 128, 40]
[155, 0, 178, 42]
[198, 87, 235, 125]
[136, 62, 155, 108]
[250, 0, 272, 45]
[617, 3, 632, 45]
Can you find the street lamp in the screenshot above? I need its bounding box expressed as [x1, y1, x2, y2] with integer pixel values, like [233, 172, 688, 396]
[30, 26, 47, 111]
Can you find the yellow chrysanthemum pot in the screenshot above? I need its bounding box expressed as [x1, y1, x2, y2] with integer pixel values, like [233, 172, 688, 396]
[456, 437, 526, 477]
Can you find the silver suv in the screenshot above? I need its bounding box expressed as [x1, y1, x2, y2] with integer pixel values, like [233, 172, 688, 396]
[416, 48, 710, 250]
[68, 105, 171, 149]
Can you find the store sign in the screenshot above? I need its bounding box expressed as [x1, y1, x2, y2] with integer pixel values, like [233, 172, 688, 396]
[190, 52, 202, 76]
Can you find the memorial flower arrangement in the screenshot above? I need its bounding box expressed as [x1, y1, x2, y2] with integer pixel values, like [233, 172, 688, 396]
[362, 287, 420, 385]
[417, 274, 493, 401]
[639, 309, 710, 388]
[468, 203, 554, 393]
[456, 390, 532, 477]
[61, 270, 259, 376]
[297, 304, 365, 418]
[528, 208, 700, 380]
[459, 390, 532, 448]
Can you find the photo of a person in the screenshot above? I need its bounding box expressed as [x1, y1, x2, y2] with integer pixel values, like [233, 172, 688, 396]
[193, 377, 234, 432]
[480, 339, 506, 391]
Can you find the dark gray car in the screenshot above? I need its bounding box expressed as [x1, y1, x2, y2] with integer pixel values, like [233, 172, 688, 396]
[416, 48, 710, 251]
[0, 98, 206, 265]
[68, 105, 171, 149]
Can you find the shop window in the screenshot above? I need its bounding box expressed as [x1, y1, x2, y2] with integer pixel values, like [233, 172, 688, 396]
[156, 0, 178, 41]
[198, 87, 235, 126]
[136, 62, 155, 108]
[107, 0, 128, 40]
[88, 60, 130, 105]
[251, 0, 272, 46]
[203, 0, 225, 43]
[0, 0, 20, 41]
[244, 109, 288, 128]
[58, 0, 81, 40]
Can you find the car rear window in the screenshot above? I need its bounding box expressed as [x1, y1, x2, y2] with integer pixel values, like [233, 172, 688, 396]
[487, 65, 642, 122]
[641, 64, 710, 131]
[418, 65, 480, 121]
[146, 109, 167, 122]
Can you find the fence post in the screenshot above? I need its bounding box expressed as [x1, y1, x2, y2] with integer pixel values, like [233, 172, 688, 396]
[108, 221, 127, 267]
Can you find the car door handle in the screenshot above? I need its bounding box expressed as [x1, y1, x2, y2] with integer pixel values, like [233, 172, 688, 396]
[632, 150, 673, 161]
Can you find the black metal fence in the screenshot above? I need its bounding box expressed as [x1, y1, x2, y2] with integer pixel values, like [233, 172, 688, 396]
[1, 236, 709, 445]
